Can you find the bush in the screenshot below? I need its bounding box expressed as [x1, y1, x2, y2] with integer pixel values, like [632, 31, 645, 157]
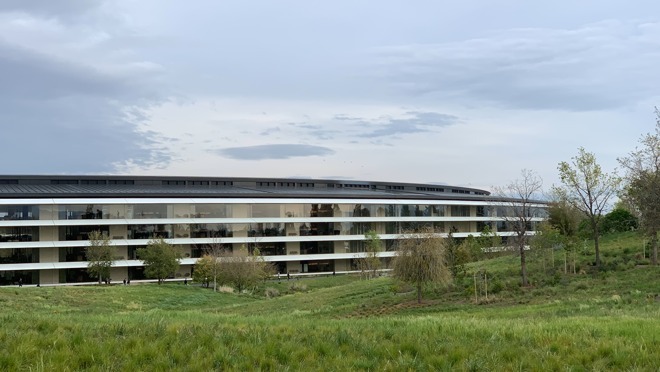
[264, 287, 280, 298]
[390, 282, 414, 294]
[288, 282, 308, 293]
[490, 280, 503, 294]
[573, 282, 588, 291]
[218, 286, 234, 294]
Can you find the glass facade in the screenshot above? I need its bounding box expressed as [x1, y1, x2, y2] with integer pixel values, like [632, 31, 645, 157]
[0, 195, 546, 285]
[0, 226, 39, 242]
[0, 205, 39, 220]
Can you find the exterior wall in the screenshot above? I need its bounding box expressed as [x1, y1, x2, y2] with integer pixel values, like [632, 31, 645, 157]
[0, 197, 547, 286]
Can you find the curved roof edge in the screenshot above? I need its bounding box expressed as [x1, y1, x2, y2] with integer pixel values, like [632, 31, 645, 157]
[0, 175, 491, 200]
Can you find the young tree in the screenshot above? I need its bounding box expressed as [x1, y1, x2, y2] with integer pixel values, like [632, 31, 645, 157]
[86, 230, 114, 284]
[477, 224, 501, 253]
[194, 242, 227, 292]
[547, 197, 583, 238]
[555, 148, 621, 269]
[530, 222, 562, 273]
[444, 229, 470, 278]
[619, 110, 660, 265]
[355, 230, 382, 279]
[494, 169, 544, 286]
[137, 238, 181, 284]
[392, 227, 452, 304]
[192, 255, 214, 288]
[216, 246, 275, 293]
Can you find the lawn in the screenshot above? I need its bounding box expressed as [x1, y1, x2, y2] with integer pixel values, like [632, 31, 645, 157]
[0, 233, 658, 371]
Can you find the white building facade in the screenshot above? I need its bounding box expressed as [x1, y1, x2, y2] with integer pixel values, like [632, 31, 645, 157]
[0, 176, 546, 285]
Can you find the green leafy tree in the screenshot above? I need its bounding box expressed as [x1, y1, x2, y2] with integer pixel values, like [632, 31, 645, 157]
[392, 227, 452, 303]
[547, 197, 584, 238]
[619, 110, 660, 265]
[193, 242, 227, 292]
[555, 148, 621, 269]
[193, 255, 214, 288]
[601, 208, 638, 234]
[547, 193, 587, 273]
[137, 238, 181, 284]
[444, 229, 471, 278]
[530, 222, 562, 274]
[355, 230, 382, 279]
[86, 230, 114, 284]
[477, 224, 501, 253]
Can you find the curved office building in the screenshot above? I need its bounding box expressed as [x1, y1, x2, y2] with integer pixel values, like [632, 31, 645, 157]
[0, 176, 546, 286]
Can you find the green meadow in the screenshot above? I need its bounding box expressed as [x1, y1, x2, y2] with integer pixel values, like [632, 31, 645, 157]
[1, 232, 658, 371]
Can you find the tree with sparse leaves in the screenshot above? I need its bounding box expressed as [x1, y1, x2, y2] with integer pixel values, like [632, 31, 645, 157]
[216, 246, 275, 293]
[137, 238, 181, 284]
[392, 227, 452, 304]
[494, 169, 544, 286]
[193, 242, 227, 291]
[554, 148, 621, 269]
[86, 230, 114, 284]
[355, 230, 382, 279]
[619, 110, 660, 265]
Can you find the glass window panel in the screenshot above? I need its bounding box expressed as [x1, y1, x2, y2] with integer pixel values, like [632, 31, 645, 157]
[0, 226, 39, 242]
[0, 205, 39, 220]
[192, 204, 231, 218]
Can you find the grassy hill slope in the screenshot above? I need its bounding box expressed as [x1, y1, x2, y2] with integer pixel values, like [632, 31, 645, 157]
[0, 232, 658, 371]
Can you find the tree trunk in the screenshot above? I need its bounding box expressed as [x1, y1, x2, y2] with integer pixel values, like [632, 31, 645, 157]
[651, 233, 658, 266]
[520, 243, 528, 286]
[417, 283, 422, 304]
[592, 222, 601, 269]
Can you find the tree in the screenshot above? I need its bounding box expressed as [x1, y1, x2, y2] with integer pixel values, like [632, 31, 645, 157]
[547, 197, 583, 239]
[530, 222, 562, 274]
[392, 227, 452, 304]
[546, 195, 583, 274]
[494, 169, 544, 286]
[601, 208, 638, 234]
[192, 255, 214, 288]
[86, 230, 114, 284]
[477, 224, 501, 253]
[137, 238, 181, 284]
[619, 110, 660, 265]
[193, 242, 226, 292]
[355, 230, 382, 279]
[555, 148, 621, 269]
[216, 246, 275, 293]
[444, 229, 470, 278]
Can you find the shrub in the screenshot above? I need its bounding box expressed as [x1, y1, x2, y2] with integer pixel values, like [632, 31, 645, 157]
[573, 282, 588, 291]
[288, 282, 308, 293]
[489, 280, 503, 294]
[390, 282, 414, 294]
[264, 287, 280, 298]
[217, 286, 234, 293]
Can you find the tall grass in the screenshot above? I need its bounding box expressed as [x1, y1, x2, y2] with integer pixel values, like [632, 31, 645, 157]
[0, 232, 658, 370]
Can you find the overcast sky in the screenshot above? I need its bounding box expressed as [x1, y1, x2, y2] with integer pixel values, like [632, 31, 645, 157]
[1, 1, 659, 191]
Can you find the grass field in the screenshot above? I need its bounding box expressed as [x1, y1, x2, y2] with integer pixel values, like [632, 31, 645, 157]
[1, 232, 658, 371]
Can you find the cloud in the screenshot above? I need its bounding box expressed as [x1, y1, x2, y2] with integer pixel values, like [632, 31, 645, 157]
[218, 144, 335, 160]
[362, 111, 458, 138]
[0, 9, 173, 173]
[0, 0, 102, 18]
[259, 127, 281, 136]
[371, 20, 660, 111]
